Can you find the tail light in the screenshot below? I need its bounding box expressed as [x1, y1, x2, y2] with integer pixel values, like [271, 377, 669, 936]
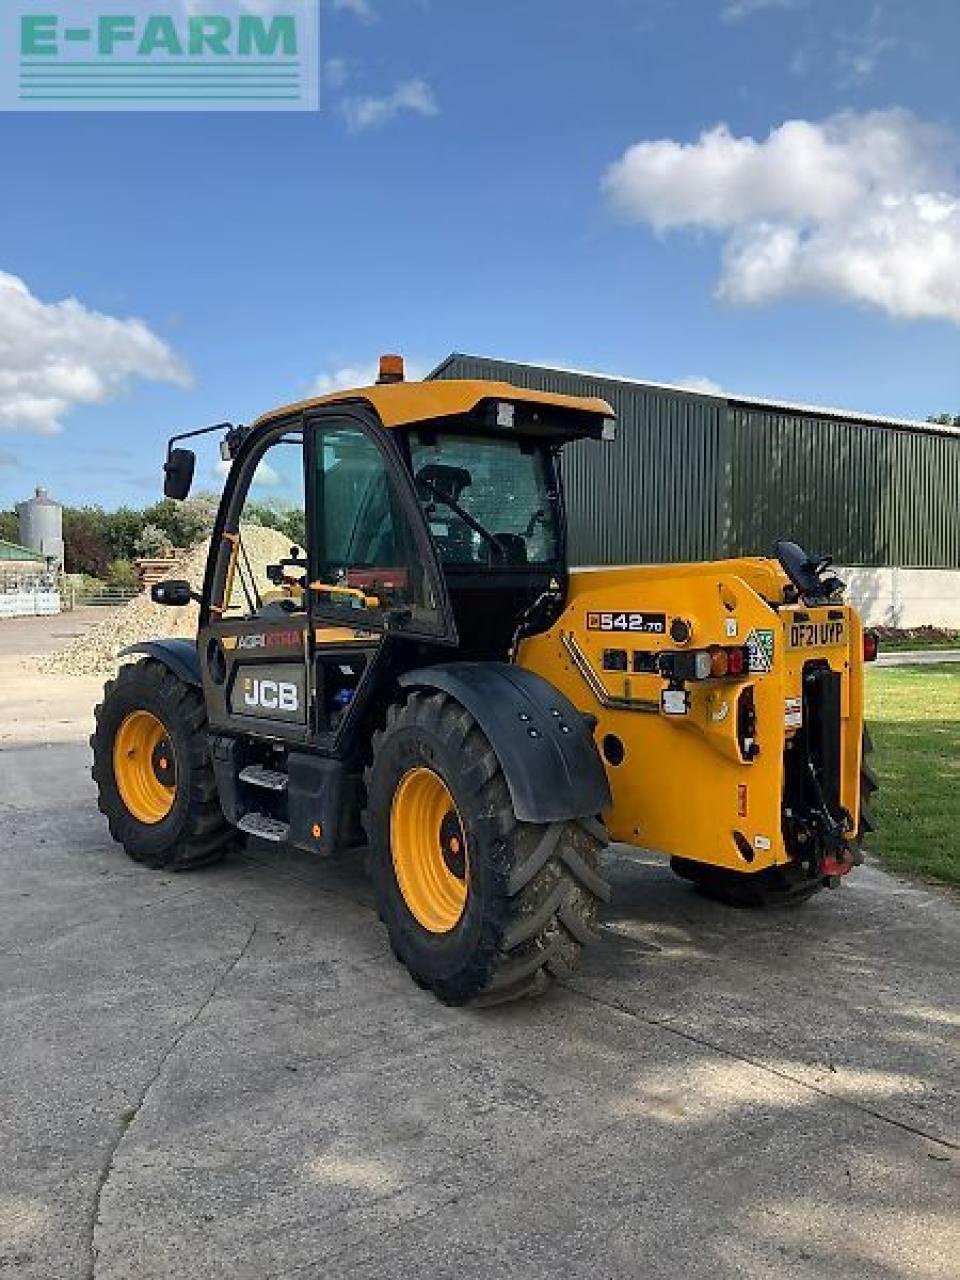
[727, 646, 746, 676]
[708, 645, 729, 678]
[863, 630, 880, 662]
[660, 646, 750, 682]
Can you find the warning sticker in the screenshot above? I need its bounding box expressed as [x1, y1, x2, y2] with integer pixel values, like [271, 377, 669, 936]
[785, 696, 803, 729]
[745, 628, 775, 673]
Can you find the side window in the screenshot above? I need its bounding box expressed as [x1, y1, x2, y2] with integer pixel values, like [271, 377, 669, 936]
[312, 421, 439, 628]
[222, 430, 307, 618]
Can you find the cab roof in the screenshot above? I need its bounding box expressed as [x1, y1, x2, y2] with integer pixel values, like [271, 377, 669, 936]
[252, 378, 615, 431]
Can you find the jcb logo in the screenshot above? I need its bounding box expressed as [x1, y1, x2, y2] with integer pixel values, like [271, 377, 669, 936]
[243, 678, 298, 712]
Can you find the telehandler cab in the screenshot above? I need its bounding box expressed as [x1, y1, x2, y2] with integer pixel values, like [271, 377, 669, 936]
[92, 356, 878, 1005]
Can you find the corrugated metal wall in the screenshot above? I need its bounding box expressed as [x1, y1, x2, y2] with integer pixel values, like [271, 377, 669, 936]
[431, 355, 960, 569]
[431, 354, 729, 563]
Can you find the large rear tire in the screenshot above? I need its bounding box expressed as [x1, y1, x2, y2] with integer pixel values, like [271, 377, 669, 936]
[858, 723, 878, 842]
[363, 691, 610, 1006]
[91, 658, 233, 871]
[669, 857, 824, 907]
[670, 723, 877, 907]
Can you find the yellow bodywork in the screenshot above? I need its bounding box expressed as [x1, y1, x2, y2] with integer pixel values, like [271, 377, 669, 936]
[519, 559, 866, 874]
[253, 379, 613, 432]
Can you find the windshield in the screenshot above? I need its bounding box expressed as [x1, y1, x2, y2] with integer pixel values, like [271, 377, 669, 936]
[408, 433, 561, 567]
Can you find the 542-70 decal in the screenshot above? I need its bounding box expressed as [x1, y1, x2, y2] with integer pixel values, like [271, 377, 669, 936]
[587, 611, 666, 634]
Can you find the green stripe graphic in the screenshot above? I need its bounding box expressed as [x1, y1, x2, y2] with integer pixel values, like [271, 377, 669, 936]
[19, 60, 300, 66]
[19, 94, 301, 100]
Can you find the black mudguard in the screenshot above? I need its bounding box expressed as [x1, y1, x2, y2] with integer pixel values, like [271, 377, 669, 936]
[119, 639, 201, 687]
[399, 662, 611, 824]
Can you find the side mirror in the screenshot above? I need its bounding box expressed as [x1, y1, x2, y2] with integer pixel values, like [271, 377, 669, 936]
[163, 447, 196, 500]
[151, 579, 196, 607]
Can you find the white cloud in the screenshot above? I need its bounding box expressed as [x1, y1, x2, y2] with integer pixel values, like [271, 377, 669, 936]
[214, 459, 280, 487]
[308, 359, 427, 396]
[676, 376, 726, 396]
[721, 0, 802, 21]
[331, 0, 376, 21]
[0, 272, 191, 436]
[341, 78, 438, 132]
[324, 57, 350, 90]
[835, 12, 896, 87]
[603, 110, 960, 325]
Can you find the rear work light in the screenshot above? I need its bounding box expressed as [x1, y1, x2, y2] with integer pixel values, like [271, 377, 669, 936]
[863, 630, 880, 662]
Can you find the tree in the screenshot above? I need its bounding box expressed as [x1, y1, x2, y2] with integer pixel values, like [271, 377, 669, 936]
[104, 507, 145, 562]
[135, 523, 174, 557]
[141, 496, 213, 550]
[63, 509, 113, 578]
[0, 510, 18, 544]
[106, 559, 139, 591]
[927, 413, 960, 427]
[243, 500, 306, 548]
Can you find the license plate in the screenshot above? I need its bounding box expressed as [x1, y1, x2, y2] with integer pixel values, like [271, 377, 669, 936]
[787, 619, 847, 650]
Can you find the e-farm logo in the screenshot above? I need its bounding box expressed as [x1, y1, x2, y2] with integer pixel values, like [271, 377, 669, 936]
[1, 2, 319, 111]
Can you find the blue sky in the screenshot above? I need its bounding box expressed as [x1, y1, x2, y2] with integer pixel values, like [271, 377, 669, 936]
[1, 0, 959, 509]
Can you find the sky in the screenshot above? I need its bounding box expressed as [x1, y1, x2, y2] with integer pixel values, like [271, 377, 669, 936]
[1, 0, 959, 510]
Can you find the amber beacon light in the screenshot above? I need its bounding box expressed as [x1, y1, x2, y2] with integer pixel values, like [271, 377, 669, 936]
[377, 354, 406, 384]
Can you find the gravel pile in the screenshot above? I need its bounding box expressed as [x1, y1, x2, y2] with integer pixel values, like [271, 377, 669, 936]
[42, 526, 293, 677]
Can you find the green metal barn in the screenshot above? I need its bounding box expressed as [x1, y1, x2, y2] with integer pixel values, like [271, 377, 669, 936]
[429, 354, 960, 627]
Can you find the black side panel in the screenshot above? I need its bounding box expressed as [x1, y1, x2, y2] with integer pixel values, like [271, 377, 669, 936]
[210, 734, 245, 824]
[119, 639, 201, 687]
[287, 753, 362, 854]
[399, 662, 611, 823]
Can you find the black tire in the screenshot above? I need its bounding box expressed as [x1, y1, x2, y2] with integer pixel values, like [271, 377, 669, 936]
[91, 658, 233, 871]
[669, 857, 824, 907]
[670, 723, 878, 907]
[858, 723, 878, 842]
[363, 691, 611, 1006]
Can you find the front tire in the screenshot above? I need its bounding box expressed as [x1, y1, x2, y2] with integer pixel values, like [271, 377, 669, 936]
[91, 658, 232, 871]
[364, 691, 610, 1006]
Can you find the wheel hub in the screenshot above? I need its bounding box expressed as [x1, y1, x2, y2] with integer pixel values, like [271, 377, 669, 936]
[113, 710, 177, 825]
[390, 767, 469, 934]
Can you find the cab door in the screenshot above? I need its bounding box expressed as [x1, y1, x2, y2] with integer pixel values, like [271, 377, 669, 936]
[304, 406, 455, 751]
[199, 420, 314, 744]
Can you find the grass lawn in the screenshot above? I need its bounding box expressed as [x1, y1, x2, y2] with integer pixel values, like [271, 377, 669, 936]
[864, 663, 960, 885]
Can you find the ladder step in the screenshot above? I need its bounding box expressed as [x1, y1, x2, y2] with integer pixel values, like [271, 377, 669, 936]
[237, 812, 289, 843]
[239, 764, 288, 792]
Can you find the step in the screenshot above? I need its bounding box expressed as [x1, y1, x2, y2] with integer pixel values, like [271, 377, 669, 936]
[239, 764, 289, 792]
[237, 812, 289, 843]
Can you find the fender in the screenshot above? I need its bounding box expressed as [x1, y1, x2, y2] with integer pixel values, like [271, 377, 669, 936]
[119, 639, 201, 687]
[400, 662, 611, 824]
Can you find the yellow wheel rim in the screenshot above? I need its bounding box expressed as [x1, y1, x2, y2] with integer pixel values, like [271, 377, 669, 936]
[112, 710, 177, 825]
[390, 767, 468, 933]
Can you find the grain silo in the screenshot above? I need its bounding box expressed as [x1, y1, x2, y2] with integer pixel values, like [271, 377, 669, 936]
[17, 486, 64, 570]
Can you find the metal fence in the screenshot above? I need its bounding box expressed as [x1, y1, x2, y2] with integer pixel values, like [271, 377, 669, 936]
[0, 569, 61, 617]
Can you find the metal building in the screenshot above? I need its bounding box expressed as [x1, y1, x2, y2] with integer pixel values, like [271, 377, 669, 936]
[429, 354, 960, 628]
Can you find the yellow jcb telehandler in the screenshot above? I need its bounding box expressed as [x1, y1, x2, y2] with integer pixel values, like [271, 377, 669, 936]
[91, 356, 878, 1005]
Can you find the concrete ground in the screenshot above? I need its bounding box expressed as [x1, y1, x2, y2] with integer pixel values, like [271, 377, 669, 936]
[0, 613, 957, 1279]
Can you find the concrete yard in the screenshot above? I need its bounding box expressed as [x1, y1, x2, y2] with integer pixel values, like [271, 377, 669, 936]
[0, 613, 957, 1279]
